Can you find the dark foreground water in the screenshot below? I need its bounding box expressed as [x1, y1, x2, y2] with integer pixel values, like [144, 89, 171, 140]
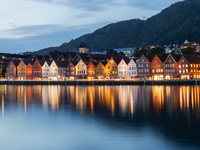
[0, 85, 200, 150]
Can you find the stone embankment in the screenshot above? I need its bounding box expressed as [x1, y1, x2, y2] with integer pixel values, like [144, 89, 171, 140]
[0, 80, 199, 85]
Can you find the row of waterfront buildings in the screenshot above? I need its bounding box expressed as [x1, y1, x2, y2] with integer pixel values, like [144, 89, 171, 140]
[6, 50, 200, 80]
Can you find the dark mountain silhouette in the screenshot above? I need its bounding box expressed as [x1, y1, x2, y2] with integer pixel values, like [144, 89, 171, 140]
[33, 0, 200, 55]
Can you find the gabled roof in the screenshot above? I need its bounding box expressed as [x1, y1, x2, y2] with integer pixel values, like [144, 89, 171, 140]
[183, 55, 200, 64]
[11, 60, 21, 67]
[113, 57, 123, 65]
[88, 61, 98, 67]
[144, 55, 154, 62]
[157, 54, 168, 63]
[54, 61, 69, 68]
[170, 54, 182, 63]
[23, 60, 34, 66]
[38, 60, 46, 66]
[70, 61, 79, 66]
[46, 60, 52, 66]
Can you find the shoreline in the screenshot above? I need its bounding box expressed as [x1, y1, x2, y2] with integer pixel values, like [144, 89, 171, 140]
[0, 80, 199, 85]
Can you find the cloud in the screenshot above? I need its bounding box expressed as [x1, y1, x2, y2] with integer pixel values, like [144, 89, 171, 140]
[0, 0, 183, 42]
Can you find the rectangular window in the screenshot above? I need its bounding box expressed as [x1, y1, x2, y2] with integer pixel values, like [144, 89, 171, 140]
[146, 64, 148, 67]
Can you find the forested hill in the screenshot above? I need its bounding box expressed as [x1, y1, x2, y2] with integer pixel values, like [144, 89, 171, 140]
[33, 0, 200, 55]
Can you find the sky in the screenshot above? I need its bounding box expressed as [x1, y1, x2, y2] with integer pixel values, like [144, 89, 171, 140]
[0, 0, 183, 54]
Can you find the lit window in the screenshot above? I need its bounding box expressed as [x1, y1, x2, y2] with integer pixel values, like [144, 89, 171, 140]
[186, 64, 188, 68]
[182, 65, 185, 68]
[179, 70, 181, 73]
[197, 64, 198, 67]
[186, 69, 188, 73]
[152, 69, 155, 73]
[182, 60, 184, 63]
[191, 69, 193, 73]
[183, 70, 185, 73]
[191, 64, 193, 67]
[179, 65, 181, 68]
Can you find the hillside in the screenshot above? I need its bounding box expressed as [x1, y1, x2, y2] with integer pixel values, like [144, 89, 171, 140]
[33, 0, 200, 55]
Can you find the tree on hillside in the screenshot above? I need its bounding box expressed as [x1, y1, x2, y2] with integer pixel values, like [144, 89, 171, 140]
[148, 47, 165, 56]
[133, 49, 147, 58]
[106, 49, 116, 55]
[190, 38, 197, 42]
[181, 47, 196, 55]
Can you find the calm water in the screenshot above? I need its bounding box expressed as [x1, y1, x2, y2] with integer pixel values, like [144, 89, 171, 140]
[0, 85, 200, 150]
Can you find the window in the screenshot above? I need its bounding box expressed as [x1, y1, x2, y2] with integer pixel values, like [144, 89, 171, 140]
[179, 70, 181, 73]
[138, 64, 140, 67]
[141, 64, 143, 67]
[155, 60, 158, 63]
[152, 65, 154, 68]
[191, 64, 193, 67]
[182, 60, 184, 63]
[152, 69, 155, 73]
[146, 64, 148, 67]
[179, 65, 181, 68]
[142, 59, 144, 62]
[186, 69, 188, 73]
[182, 65, 185, 68]
[169, 59, 171, 63]
[183, 70, 185, 73]
[67, 67, 69, 70]
[191, 69, 193, 73]
[108, 66, 110, 69]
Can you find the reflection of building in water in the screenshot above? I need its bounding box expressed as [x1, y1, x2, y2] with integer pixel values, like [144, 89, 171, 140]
[152, 86, 164, 114]
[48, 86, 60, 111]
[42, 86, 50, 110]
[118, 86, 138, 116]
[87, 86, 95, 113]
[104, 86, 118, 116]
[75, 86, 87, 112]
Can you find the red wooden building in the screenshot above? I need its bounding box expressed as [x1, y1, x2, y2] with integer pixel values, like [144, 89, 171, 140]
[177, 55, 200, 79]
[32, 60, 43, 78]
[87, 61, 97, 79]
[150, 54, 168, 80]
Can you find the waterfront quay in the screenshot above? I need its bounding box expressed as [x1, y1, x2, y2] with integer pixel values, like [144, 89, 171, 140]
[1, 79, 200, 85]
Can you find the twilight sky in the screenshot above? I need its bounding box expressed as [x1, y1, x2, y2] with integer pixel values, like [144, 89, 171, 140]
[0, 0, 183, 53]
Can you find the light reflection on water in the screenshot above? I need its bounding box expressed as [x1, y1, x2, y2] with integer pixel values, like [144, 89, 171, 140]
[0, 85, 200, 149]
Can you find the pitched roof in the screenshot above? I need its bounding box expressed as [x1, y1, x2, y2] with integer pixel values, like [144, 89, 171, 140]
[11, 60, 21, 67]
[23, 60, 34, 66]
[70, 61, 79, 66]
[183, 55, 200, 64]
[157, 54, 168, 62]
[113, 57, 123, 65]
[144, 55, 154, 62]
[171, 54, 182, 63]
[38, 60, 46, 66]
[46, 60, 53, 66]
[54, 61, 69, 67]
